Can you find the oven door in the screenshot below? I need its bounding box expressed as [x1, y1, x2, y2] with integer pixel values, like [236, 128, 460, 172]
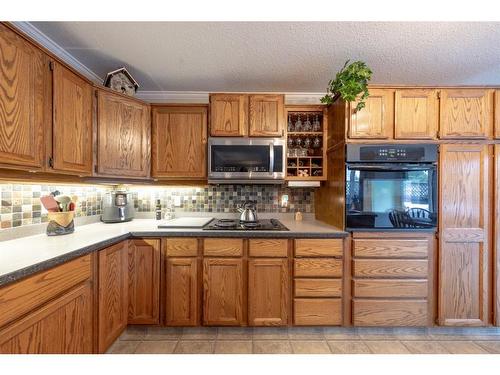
[345, 163, 437, 230]
[208, 138, 285, 183]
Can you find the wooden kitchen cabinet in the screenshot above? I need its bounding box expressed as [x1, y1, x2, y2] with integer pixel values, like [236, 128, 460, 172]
[0, 283, 93, 354]
[248, 258, 289, 326]
[439, 144, 490, 326]
[98, 241, 128, 353]
[51, 62, 93, 175]
[96, 89, 151, 178]
[203, 257, 245, 326]
[128, 239, 160, 324]
[439, 89, 493, 139]
[496, 145, 500, 326]
[248, 94, 285, 137]
[0, 23, 50, 171]
[394, 89, 438, 139]
[210, 94, 248, 136]
[348, 88, 394, 139]
[151, 105, 207, 179]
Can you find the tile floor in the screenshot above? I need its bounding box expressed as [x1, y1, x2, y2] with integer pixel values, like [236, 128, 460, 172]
[106, 326, 500, 354]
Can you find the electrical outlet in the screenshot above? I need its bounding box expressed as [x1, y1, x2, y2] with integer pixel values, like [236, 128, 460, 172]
[281, 194, 289, 208]
[173, 196, 182, 207]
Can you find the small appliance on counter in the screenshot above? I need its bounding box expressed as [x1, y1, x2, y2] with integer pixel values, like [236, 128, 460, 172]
[101, 188, 135, 223]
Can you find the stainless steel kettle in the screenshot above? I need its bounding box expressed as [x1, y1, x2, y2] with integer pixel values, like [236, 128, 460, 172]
[237, 201, 258, 223]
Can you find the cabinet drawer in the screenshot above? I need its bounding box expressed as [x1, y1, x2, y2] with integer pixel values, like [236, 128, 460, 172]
[295, 239, 343, 257]
[353, 279, 428, 298]
[204, 238, 243, 257]
[249, 239, 288, 257]
[294, 298, 342, 325]
[353, 299, 428, 326]
[0, 255, 92, 328]
[165, 238, 199, 257]
[353, 239, 428, 259]
[294, 278, 342, 297]
[353, 259, 428, 278]
[294, 259, 343, 278]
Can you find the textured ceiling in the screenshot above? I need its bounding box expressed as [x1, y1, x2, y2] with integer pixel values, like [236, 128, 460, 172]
[31, 22, 500, 92]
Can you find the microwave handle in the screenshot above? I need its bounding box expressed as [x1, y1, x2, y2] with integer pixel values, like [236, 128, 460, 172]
[269, 142, 274, 175]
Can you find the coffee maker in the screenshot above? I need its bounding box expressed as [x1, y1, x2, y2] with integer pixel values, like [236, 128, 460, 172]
[101, 189, 135, 223]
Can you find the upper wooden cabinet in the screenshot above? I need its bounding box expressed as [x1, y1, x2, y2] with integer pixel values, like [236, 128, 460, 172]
[248, 94, 284, 137]
[495, 90, 500, 139]
[394, 89, 438, 139]
[96, 89, 151, 178]
[210, 93, 284, 137]
[439, 89, 493, 139]
[0, 23, 50, 171]
[210, 94, 247, 136]
[51, 62, 93, 175]
[348, 89, 394, 139]
[151, 105, 207, 179]
[439, 144, 490, 326]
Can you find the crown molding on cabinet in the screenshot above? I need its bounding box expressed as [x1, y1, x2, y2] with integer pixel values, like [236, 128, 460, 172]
[11, 21, 103, 84]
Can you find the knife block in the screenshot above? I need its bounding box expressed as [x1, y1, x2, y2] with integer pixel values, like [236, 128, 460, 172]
[46, 211, 75, 236]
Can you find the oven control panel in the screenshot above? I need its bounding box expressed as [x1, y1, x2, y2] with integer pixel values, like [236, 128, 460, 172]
[347, 144, 438, 163]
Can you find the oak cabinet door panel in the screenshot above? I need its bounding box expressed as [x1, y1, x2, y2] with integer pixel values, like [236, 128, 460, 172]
[248, 94, 284, 137]
[348, 89, 394, 139]
[394, 89, 438, 139]
[152, 106, 207, 178]
[210, 94, 247, 136]
[0, 23, 49, 170]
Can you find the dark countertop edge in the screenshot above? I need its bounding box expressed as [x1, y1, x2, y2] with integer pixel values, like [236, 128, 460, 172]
[347, 228, 437, 233]
[0, 229, 348, 287]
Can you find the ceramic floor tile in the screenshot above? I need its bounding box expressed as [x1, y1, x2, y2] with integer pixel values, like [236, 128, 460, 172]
[288, 327, 325, 340]
[214, 340, 253, 354]
[324, 328, 362, 340]
[181, 327, 218, 340]
[134, 340, 178, 354]
[174, 340, 215, 354]
[474, 341, 500, 354]
[438, 341, 489, 354]
[119, 326, 147, 341]
[144, 327, 182, 340]
[217, 327, 253, 340]
[253, 327, 290, 340]
[290, 340, 331, 354]
[364, 341, 411, 354]
[253, 340, 293, 354]
[107, 340, 140, 354]
[401, 341, 449, 354]
[327, 340, 372, 354]
[359, 327, 430, 341]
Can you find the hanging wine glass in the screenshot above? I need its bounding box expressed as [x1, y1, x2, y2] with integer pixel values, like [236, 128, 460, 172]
[303, 136, 312, 149]
[295, 137, 302, 148]
[287, 114, 293, 132]
[313, 136, 321, 148]
[295, 114, 302, 132]
[303, 114, 312, 132]
[313, 115, 321, 132]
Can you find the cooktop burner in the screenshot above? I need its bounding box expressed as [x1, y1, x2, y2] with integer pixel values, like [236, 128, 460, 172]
[203, 218, 289, 231]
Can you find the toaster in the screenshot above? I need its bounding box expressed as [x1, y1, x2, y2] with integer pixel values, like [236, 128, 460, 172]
[101, 190, 135, 223]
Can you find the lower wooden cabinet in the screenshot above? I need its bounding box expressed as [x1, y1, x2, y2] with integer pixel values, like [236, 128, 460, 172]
[0, 282, 92, 354]
[294, 298, 342, 326]
[165, 257, 200, 326]
[248, 258, 289, 326]
[98, 241, 128, 353]
[203, 258, 244, 326]
[128, 239, 160, 324]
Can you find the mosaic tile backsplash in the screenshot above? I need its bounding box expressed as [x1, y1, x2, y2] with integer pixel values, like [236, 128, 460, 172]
[0, 184, 314, 230]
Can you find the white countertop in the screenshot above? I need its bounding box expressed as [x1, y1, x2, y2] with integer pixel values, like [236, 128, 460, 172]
[0, 218, 346, 285]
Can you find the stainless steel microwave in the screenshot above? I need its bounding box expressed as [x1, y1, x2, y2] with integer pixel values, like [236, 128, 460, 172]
[208, 138, 285, 184]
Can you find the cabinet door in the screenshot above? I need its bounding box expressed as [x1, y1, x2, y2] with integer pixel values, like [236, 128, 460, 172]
[248, 258, 288, 326]
[495, 145, 500, 326]
[248, 94, 284, 137]
[52, 62, 93, 175]
[210, 94, 247, 136]
[128, 239, 160, 324]
[394, 89, 438, 139]
[151, 106, 207, 178]
[495, 90, 500, 139]
[98, 241, 128, 353]
[165, 257, 200, 326]
[439, 144, 490, 326]
[96, 90, 151, 178]
[348, 89, 394, 139]
[203, 258, 244, 326]
[439, 89, 493, 139]
[0, 283, 92, 354]
[0, 24, 49, 170]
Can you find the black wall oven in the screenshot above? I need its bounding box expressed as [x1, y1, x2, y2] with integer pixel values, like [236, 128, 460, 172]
[345, 144, 438, 230]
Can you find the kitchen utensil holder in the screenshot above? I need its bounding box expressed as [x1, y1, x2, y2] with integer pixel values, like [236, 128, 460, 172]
[46, 211, 75, 236]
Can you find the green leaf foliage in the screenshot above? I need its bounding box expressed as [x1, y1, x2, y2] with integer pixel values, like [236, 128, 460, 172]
[320, 60, 372, 112]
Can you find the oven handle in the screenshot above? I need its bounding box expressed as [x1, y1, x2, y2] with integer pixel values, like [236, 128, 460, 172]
[347, 164, 436, 171]
[269, 142, 274, 175]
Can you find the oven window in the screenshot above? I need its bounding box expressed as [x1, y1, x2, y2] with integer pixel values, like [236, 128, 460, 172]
[346, 166, 437, 229]
[211, 145, 270, 173]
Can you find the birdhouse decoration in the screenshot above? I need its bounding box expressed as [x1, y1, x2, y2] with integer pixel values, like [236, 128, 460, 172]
[103, 67, 139, 96]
